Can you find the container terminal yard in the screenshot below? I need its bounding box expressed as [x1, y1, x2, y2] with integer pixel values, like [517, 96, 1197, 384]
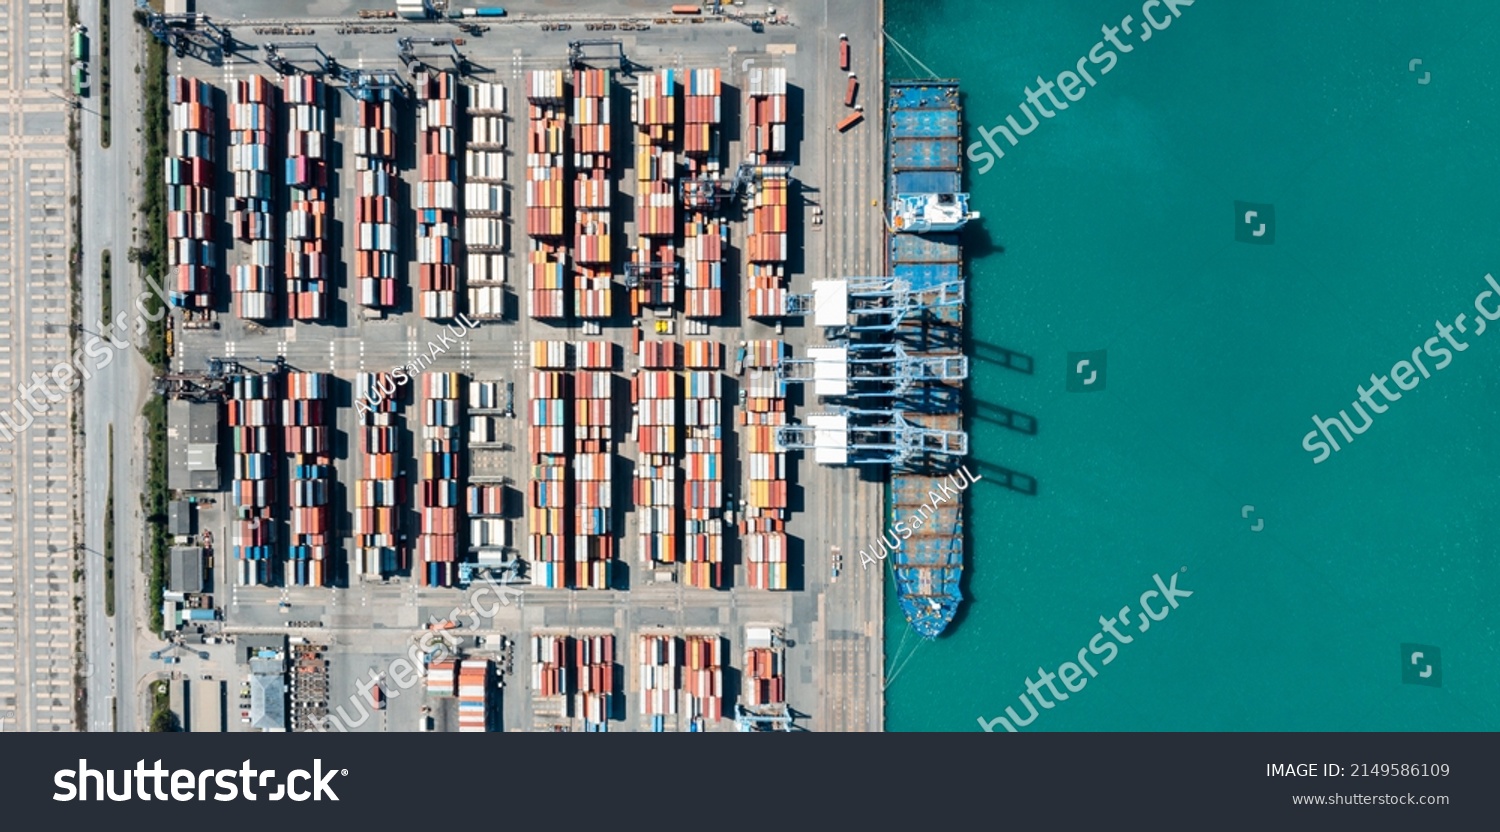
[83, 0, 919, 732]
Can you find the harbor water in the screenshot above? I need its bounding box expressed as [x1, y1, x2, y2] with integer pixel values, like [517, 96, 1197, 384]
[882, 0, 1500, 731]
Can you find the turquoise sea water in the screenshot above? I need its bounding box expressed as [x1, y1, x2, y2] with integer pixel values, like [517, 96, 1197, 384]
[882, 0, 1500, 731]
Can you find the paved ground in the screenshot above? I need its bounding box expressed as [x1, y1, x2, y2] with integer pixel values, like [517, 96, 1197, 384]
[77, 0, 150, 733]
[106, 0, 886, 731]
[0, 0, 78, 733]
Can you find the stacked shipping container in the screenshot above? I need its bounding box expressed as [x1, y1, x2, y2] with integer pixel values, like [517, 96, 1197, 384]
[228, 75, 275, 320]
[741, 341, 790, 589]
[638, 633, 680, 721]
[354, 372, 403, 578]
[745, 67, 791, 318]
[530, 633, 570, 698]
[354, 90, 400, 309]
[745, 66, 788, 161]
[283, 74, 330, 320]
[745, 174, 790, 317]
[528, 343, 569, 587]
[457, 658, 492, 732]
[682, 341, 725, 588]
[574, 633, 615, 727]
[284, 372, 332, 586]
[683, 634, 725, 721]
[464, 82, 508, 319]
[466, 380, 512, 568]
[166, 76, 216, 309]
[631, 69, 678, 311]
[680, 68, 725, 319]
[526, 70, 569, 319]
[681, 68, 722, 160]
[228, 373, 277, 585]
[426, 659, 457, 697]
[572, 68, 613, 319]
[743, 643, 786, 707]
[572, 340, 614, 588]
[634, 356, 679, 566]
[417, 71, 462, 320]
[419, 372, 464, 587]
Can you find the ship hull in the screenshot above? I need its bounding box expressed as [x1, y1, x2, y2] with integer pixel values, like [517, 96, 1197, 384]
[885, 80, 969, 639]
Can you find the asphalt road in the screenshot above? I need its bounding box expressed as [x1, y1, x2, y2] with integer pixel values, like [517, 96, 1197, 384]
[79, 0, 150, 733]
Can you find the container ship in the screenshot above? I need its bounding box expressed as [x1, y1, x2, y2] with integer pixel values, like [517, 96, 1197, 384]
[886, 80, 976, 639]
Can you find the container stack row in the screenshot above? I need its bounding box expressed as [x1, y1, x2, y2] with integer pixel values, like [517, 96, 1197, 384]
[354, 91, 400, 310]
[166, 76, 216, 309]
[631, 69, 678, 311]
[464, 82, 508, 320]
[228, 373, 277, 586]
[284, 372, 332, 587]
[572, 68, 613, 319]
[531, 633, 571, 698]
[741, 341, 791, 590]
[416, 71, 462, 320]
[682, 342, 725, 589]
[426, 658, 457, 697]
[573, 342, 615, 588]
[526, 70, 568, 318]
[354, 372, 404, 579]
[457, 658, 492, 732]
[681, 68, 722, 160]
[282, 74, 330, 321]
[746, 66, 788, 161]
[574, 633, 615, 728]
[683, 216, 725, 319]
[634, 362, 679, 566]
[638, 633, 680, 722]
[466, 482, 510, 567]
[743, 643, 786, 708]
[683, 634, 725, 721]
[528, 350, 569, 588]
[418, 371, 465, 587]
[745, 173, 790, 317]
[228, 75, 275, 321]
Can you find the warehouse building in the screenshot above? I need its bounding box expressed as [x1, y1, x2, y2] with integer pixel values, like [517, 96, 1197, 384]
[167, 399, 221, 491]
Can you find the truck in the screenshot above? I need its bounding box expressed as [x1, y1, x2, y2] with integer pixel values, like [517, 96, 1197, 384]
[453, 6, 506, 16]
[839, 34, 850, 71]
[844, 73, 859, 107]
[836, 109, 864, 132]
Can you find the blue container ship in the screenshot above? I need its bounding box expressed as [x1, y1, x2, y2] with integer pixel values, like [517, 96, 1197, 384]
[885, 80, 976, 639]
